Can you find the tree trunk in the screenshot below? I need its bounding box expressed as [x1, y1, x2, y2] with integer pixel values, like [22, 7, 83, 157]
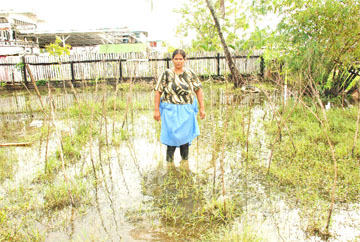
[205, 0, 243, 87]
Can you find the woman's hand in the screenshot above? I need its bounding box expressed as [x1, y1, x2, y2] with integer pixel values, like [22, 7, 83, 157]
[199, 107, 206, 119]
[154, 109, 161, 121]
[195, 89, 205, 119]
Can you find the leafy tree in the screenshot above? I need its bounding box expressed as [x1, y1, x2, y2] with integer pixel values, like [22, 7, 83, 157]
[45, 37, 71, 57]
[177, 0, 274, 87]
[231, 26, 273, 51]
[205, 0, 246, 87]
[45, 37, 74, 93]
[176, 0, 251, 52]
[254, 0, 360, 98]
[176, 0, 222, 51]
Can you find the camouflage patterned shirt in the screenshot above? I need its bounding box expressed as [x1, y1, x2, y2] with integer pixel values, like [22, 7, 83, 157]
[155, 68, 202, 104]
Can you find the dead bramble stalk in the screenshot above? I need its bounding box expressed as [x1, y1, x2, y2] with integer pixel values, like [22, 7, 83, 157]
[25, 64, 75, 207]
[300, 69, 338, 234]
[351, 80, 360, 158]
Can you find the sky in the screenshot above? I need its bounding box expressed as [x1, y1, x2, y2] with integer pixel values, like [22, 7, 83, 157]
[1, 0, 186, 46]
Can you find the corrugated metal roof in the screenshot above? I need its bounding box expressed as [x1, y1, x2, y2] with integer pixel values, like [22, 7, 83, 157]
[19, 28, 148, 47]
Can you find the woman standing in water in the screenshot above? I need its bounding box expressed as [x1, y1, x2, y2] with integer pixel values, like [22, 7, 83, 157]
[154, 49, 205, 163]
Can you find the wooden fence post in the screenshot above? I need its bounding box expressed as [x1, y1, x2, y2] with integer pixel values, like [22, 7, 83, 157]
[166, 56, 170, 69]
[217, 53, 221, 76]
[70, 61, 75, 83]
[119, 59, 123, 81]
[22, 56, 28, 85]
[260, 56, 265, 78]
[0, 52, 264, 84]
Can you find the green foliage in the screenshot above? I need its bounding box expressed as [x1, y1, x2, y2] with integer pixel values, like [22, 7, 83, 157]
[262, 100, 360, 234]
[36, 79, 49, 86]
[117, 82, 154, 92]
[176, 0, 221, 51]
[2, 83, 359, 241]
[44, 179, 91, 210]
[57, 121, 95, 164]
[106, 97, 128, 110]
[67, 101, 100, 117]
[144, 167, 240, 240]
[61, 134, 82, 161]
[0, 185, 45, 242]
[176, 0, 252, 51]
[33, 155, 62, 183]
[15, 61, 24, 71]
[106, 96, 149, 111]
[0, 208, 44, 242]
[200, 223, 265, 242]
[112, 128, 130, 145]
[231, 27, 272, 51]
[45, 36, 71, 57]
[256, 0, 360, 97]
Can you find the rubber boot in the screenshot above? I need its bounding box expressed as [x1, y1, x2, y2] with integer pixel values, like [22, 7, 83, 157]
[180, 143, 189, 160]
[166, 145, 176, 162]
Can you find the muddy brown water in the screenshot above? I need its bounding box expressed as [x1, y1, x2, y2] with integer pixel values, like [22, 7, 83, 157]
[0, 88, 359, 242]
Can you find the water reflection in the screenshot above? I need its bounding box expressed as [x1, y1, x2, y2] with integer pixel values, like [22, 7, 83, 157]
[142, 161, 208, 240]
[0, 89, 152, 114]
[1, 87, 359, 242]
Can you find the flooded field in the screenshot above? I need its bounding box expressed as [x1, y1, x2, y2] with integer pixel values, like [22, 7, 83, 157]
[0, 82, 359, 242]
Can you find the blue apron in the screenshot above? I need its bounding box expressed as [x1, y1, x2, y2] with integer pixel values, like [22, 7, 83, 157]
[159, 98, 200, 147]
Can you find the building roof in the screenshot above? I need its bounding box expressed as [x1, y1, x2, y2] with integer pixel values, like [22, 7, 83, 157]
[0, 10, 45, 24]
[19, 27, 148, 47]
[0, 11, 151, 51]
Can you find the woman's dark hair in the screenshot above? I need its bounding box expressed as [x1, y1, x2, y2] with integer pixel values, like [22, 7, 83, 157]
[172, 49, 186, 59]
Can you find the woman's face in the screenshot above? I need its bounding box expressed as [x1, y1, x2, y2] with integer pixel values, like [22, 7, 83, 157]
[172, 53, 185, 70]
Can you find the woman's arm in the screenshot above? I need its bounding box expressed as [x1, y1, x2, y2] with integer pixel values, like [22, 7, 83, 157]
[154, 91, 162, 121]
[195, 88, 206, 119]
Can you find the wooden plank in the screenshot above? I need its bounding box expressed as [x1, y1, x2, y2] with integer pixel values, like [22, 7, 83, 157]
[0, 142, 32, 147]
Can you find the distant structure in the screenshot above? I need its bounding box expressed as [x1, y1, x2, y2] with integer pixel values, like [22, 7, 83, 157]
[0, 10, 43, 56]
[25, 28, 148, 48]
[0, 10, 158, 56]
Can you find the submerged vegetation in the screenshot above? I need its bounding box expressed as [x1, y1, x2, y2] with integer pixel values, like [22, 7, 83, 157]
[0, 79, 359, 241]
[0, 149, 17, 182]
[261, 100, 360, 238]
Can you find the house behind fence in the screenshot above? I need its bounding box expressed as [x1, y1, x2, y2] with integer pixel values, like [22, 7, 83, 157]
[0, 50, 264, 84]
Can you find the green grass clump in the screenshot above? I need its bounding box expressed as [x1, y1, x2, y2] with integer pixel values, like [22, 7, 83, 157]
[111, 128, 130, 145]
[55, 120, 96, 165]
[33, 155, 62, 184]
[116, 82, 154, 92]
[67, 101, 101, 118]
[199, 223, 265, 242]
[61, 134, 82, 161]
[106, 97, 127, 110]
[44, 178, 91, 210]
[106, 96, 150, 111]
[261, 100, 360, 235]
[264, 102, 360, 201]
[1, 184, 45, 242]
[144, 168, 242, 241]
[0, 209, 44, 242]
